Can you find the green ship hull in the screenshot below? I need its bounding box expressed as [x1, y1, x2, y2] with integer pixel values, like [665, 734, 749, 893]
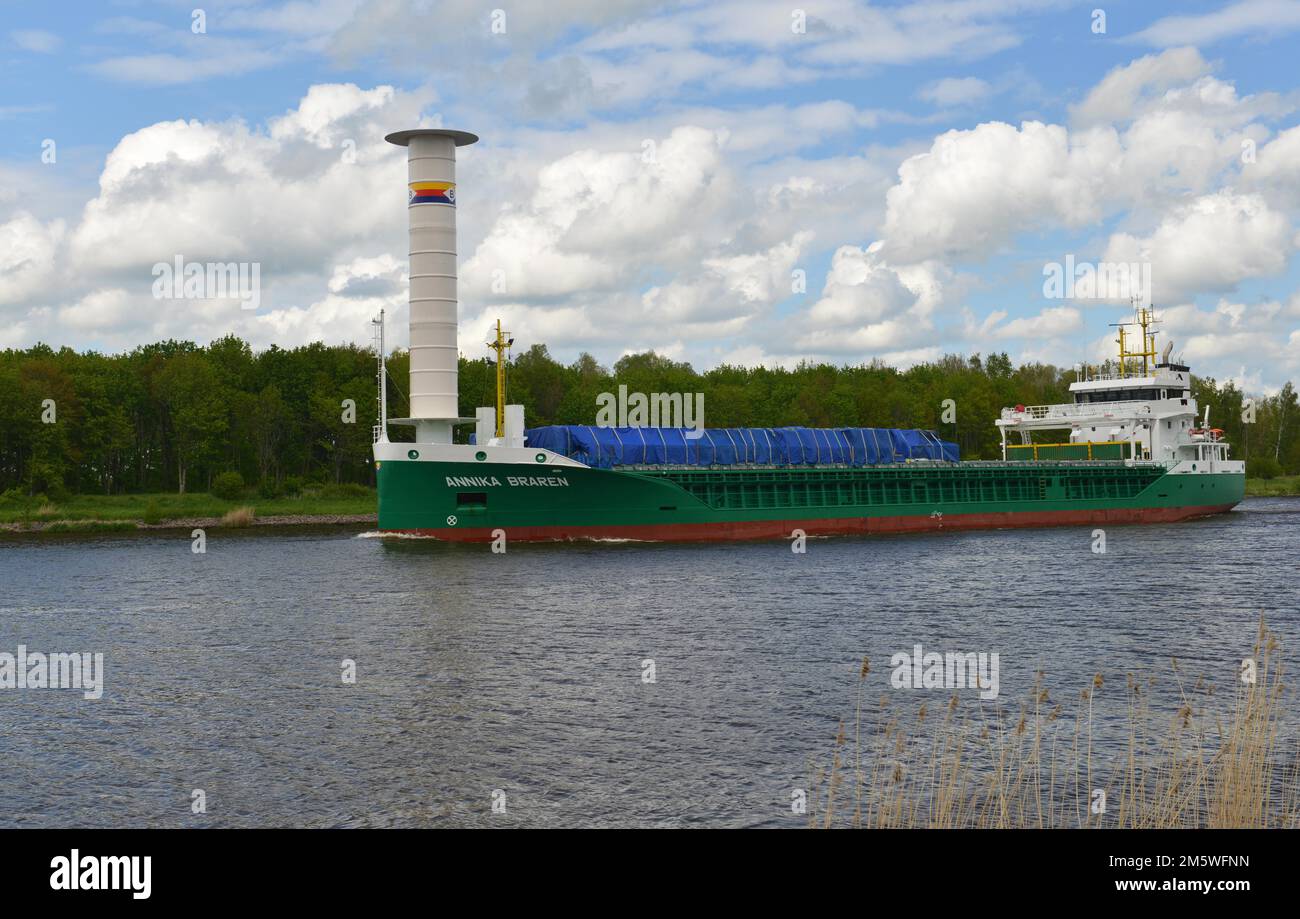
[375, 456, 1243, 541]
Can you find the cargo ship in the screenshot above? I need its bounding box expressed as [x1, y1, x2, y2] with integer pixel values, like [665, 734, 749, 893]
[372, 128, 1244, 541]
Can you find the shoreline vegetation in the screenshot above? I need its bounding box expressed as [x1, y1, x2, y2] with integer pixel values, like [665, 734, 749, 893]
[811, 616, 1296, 828]
[0, 486, 376, 534]
[1244, 474, 1300, 496]
[1, 478, 1295, 536]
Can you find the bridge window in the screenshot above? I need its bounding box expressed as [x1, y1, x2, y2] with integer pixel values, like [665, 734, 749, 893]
[1074, 387, 1162, 403]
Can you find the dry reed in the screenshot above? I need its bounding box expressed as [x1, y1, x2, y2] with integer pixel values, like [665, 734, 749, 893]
[810, 616, 1296, 828]
[221, 506, 256, 527]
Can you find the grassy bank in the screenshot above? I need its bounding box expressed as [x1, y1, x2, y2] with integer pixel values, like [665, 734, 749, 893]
[1246, 475, 1300, 497]
[0, 485, 376, 531]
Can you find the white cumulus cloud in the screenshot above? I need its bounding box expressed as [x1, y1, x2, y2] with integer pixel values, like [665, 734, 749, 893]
[1103, 192, 1294, 302]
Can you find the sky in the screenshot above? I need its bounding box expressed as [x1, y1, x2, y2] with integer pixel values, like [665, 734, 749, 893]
[3, 0, 1300, 392]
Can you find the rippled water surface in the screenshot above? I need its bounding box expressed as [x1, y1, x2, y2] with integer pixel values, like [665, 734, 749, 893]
[2, 498, 1297, 827]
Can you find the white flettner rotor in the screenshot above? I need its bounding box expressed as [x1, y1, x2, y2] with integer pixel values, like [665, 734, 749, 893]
[385, 128, 478, 443]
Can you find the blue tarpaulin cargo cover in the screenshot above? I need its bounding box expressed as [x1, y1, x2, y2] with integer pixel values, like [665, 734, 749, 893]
[523, 425, 958, 468]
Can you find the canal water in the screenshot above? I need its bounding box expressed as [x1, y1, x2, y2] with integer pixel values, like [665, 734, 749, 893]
[1, 498, 1296, 826]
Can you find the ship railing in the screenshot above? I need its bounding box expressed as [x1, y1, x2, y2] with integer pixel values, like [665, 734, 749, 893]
[1000, 401, 1151, 422]
[1080, 370, 1158, 383]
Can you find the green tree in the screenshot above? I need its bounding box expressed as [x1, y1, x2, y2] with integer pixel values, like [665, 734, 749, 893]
[157, 353, 228, 494]
[310, 375, 375, 483]
[244, 384, 289, 486]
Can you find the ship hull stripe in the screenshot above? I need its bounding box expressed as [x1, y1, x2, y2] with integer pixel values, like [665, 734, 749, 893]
[386, 503, 1238, 542]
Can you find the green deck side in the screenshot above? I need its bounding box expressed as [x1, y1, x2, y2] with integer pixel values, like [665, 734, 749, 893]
[376, 459, 1244, 532]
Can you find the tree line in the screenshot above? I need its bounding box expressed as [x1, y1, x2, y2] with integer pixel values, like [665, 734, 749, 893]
[2, 338, 1296, 498]
[1, 337, 376, 500]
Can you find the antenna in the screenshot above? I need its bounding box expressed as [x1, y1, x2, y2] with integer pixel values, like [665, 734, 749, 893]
[371, 309, 389, 444]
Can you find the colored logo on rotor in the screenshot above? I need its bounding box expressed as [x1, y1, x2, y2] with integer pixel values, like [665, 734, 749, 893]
[409, 182, 455, 205]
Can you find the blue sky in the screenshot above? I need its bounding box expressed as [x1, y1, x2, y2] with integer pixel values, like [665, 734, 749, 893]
[3, 0, 1300, 391]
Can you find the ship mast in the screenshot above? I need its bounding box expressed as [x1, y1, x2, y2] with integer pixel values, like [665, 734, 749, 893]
[486, 319, 514, 439]
[1110, 300, 1159, 377]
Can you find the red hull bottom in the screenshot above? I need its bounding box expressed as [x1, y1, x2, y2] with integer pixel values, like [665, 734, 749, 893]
[389, 503, 1238, 543]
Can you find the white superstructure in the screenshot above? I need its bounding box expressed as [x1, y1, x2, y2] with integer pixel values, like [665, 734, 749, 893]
[996, 309, 1243, 475]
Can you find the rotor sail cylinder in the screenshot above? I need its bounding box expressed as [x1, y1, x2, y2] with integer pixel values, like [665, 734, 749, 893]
[385, 128, 478, 439]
